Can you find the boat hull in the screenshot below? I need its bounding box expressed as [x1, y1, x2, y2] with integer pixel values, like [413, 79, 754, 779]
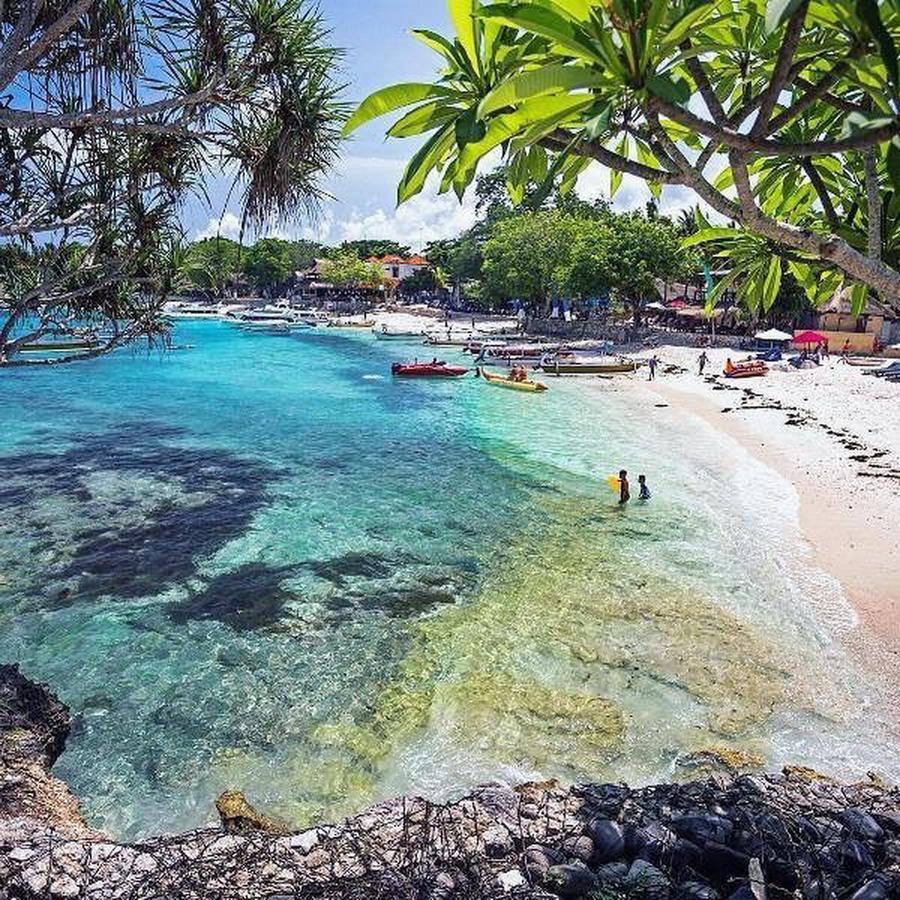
[392, 363, 468, 378]
[541, 362, 636, 375]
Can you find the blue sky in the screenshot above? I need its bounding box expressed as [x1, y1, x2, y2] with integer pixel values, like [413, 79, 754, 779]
[187, 1, 677, 249]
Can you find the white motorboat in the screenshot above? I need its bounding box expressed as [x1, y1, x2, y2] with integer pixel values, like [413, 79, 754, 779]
[164, 301, 223, 319]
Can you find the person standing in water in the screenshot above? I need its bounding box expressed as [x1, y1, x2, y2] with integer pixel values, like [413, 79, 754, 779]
[698, 351, 708, 375]
[618, 470, 630, 505]
[638, 475, 651, 501]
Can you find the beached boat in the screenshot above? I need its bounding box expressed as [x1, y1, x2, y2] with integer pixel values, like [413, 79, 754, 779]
[724, 359, 768, 379]
[478, 367, 547, 393]
[843, 357, 883, 368]
[475, 343, 558, 364]
[391, 361, 469, 378]
[373, 324, 423, 340]
[164, 302, 224, 319]
[540, 354, 637, 375]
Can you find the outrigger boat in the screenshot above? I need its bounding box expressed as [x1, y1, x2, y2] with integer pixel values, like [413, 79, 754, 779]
[540, 353, 637, 375]
[475, 342, 558, 364]
[478, 367, 547, 393]
[391, 361, 468, 378]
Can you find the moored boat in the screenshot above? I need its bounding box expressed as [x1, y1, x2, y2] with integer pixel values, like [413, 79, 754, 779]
[724, 359, 768, 378]
[540, 354, 637, 375]
[375, 324, 423, 340]
[391, 361, 468, 378]
[478, 367, 548, 393]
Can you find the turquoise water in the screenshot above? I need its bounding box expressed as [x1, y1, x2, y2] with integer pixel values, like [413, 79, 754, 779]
[1, 321, 896, 840]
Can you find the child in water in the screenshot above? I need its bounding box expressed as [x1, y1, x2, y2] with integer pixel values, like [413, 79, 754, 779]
[638, 475, 651, 500]
[618, 470, 630, 504]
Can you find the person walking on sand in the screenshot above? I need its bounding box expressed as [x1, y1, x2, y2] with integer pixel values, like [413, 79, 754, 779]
[648, 355, 658, 381]
[638, 475, 651, 501]
[698, 351, 708, 376]
[618, 470, 630, 505]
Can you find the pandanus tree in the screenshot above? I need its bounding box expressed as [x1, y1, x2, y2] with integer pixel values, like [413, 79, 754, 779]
[345, 0, 900, 314]
[0, 0, 342, 365]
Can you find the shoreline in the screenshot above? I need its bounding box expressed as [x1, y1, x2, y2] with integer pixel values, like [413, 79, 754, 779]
[611, 347, 900, 715]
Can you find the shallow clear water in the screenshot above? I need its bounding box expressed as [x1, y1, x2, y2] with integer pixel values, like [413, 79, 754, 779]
[1, 321, 895, 840]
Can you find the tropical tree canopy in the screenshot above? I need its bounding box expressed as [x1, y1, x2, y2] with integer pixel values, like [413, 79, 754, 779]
[319, 252, 386, 288]
[180, 238, 241, 299]
[346, 0, 900, 312]
[0, 0, 343, 365]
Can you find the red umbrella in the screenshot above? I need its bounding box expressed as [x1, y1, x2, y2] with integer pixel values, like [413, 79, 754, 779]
[792, 330, 827, 345]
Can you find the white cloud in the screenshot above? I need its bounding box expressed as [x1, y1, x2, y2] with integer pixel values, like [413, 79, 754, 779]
[195, 211, 242, 241]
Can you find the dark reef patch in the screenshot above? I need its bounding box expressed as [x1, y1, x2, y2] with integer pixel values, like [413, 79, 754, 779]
[0, 422, 278, 605]
[301, 551, 402, 586]
[167, 563, 299, 631]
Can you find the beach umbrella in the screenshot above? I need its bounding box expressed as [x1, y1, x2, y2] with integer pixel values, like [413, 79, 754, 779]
[755, 328, 792, 342]
[792, 330, 827, 345]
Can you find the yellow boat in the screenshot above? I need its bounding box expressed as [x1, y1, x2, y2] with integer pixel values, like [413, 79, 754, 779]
[478, 367, 548, 393]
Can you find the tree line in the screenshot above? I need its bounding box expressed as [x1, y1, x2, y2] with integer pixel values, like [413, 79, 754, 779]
[178, 238, 413, 297]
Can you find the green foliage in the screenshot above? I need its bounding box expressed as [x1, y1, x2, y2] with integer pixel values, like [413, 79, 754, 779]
[400, 267, 444, 295]
[351, 0, 900, 306]
[180, 238, 241, 298]
[319, 252, 385, 288]
[566, 214, 697, 304]
[242, 239, 297, 292]
[482, 210, 582, 307]
[337, 240, 412, 260]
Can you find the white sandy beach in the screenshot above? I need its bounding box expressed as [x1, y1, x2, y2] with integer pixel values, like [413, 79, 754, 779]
[616, 345, 899, 706]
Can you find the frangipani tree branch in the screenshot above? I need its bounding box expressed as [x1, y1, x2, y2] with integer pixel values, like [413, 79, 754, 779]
[751, 1, 809, 137]
[649, 96, 899, 157]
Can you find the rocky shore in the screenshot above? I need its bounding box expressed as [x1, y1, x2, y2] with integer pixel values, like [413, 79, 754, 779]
[2, 666, 898, 900]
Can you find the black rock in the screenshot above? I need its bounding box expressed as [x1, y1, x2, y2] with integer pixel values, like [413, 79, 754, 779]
[671, 813, 734, 846]
[725, 885, 755, 900]
[762, 855, 799, 891]
[754, 812, 793, 849]
[595, 862, 629, 885]
[840, 809, 885, 843]
[795, 816, 823, 845]
[700, 841, 751, 880]
[524, 844, 565, 881]
[849, 879, 887, 900]
[629, 822, 678, 866]
[626, 858, 671, 900]
[838, 838, 874, 872]
[670, 837, 704, 876]
[0, 663, 71, 768]
[676, 882, 721, 900]
[545, 861, 598, 898]
[587, 818, 625, 863]
[561, 835, 594, 864]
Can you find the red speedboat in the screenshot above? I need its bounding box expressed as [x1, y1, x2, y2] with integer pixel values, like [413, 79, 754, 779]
[391, 361, 469, 378]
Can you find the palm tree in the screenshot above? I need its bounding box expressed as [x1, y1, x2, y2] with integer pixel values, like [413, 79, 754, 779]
[0, 0, 344, 365]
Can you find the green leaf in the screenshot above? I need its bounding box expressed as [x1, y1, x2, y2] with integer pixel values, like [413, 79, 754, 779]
[855, 0, 899, 89]
[398, 124, 456, 203]
[582, 104, 612, 139]
[760, 256, 782, 311]
[479, 3, 599, 62]
[849, 282, 869, 316]
[345, 84, 457, 136]
[645, 74, 691, 105]
[887, 136, 900, 193]
[411, 28, 463, 65]
[765, 0, 806, 33]
[682, 227, 739, 248]
[841, 111, 896, 139]
[610, 167, 622, 197]
[448, 0, 479, 68]
[387, 101, 461, 138]
[455, 106, 488, 148]
[478, 63, 605, 117]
